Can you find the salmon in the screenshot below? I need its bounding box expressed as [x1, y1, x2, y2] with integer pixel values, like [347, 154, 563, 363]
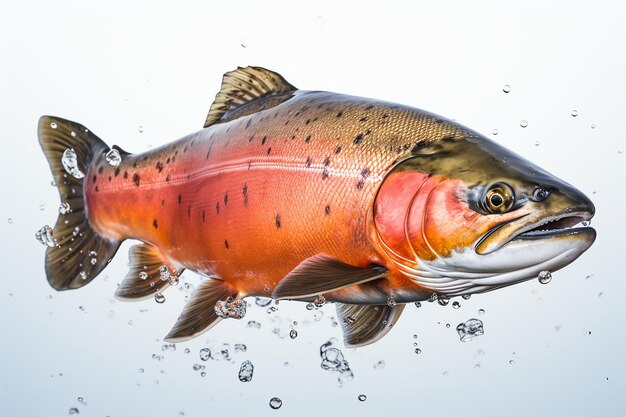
[38, 67, 596, 347]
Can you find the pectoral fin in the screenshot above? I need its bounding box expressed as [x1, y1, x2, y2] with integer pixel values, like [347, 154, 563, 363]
[336, 303, 405, 348]
[164, 278, 235, 343]
[114, 243, 184, 301]
[272, 254, 388, 300]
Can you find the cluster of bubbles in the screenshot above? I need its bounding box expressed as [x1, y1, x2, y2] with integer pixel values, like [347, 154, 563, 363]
[320, 338, 353, 384]
[105, 149, 122, 166]
[214, 297, 247, 319]
[456, 318, 484, 342]
[35, 225, 58, 247]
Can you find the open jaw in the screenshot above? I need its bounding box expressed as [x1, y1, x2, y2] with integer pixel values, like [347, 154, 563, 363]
[402, 210, 596, 297]
[475, 209, 596, 255]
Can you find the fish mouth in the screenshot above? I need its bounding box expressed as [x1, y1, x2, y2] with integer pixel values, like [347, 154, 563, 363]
[476, 209, 596, 255]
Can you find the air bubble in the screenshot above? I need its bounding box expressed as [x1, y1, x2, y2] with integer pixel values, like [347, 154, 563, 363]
[314, 295, 326, 308]
[289, 329, 298, 339]
[139, 271, 148, 280]
[61, 148, 85, 179]
[571, 110, 578, 117]
[50, 122, 57, 129]
[437, 296, 449, 306]
[35, 225, 58, 247]
[502, 84, 511, 93]
[154, 293, 165, 304]
[452, 301, 460, 309]
[520, 120, 528, 128]
[269, 397, 283, 410]
[255, 297, 272, 307]
[247, 320, 261, 329]
[414, 301, 421, 308]
[414, 348, 422, 354]
[492, 129, 498, 136]
[68, 407, 79, 415]
[59, 202, 71, 214]
[138, 126, 144, 133]
[238, 360, 254, 382]
[358, 394, 367, 402]
[199, 348, 211, 361]
[159, 265, 170, 281]
[105, 149, 122, 166]
[538, 270, 552, 284]
[320, 339, 353, 384]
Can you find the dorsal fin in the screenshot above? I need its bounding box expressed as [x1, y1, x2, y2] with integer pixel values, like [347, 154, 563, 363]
[204, 66, 297, 128]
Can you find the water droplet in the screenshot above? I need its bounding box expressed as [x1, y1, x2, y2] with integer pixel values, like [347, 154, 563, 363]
[373, 360, 385, 369]
[159, 265, 170, 281]
[289, 329, 298, 339]
[414, 301, 421, 308]
[214, 298, 247, 319]
[70, 131, 76, 137]
[266, 306, 277, 314]
[452, 301, 461, 309]
[437, 296, 449, 306]
[39, 203, 46, 211]
[138, 368, 144, 373]
[314, 294, 326, 308]
[77, 396, 83, 402]
[478, 308, 485, 315]
[386, 296, 397, 307]
[169, 276, 179, 286]
[306, 302, 314, 310]
[247, 320, 261, 329]
[68, 407, 79, 415]
[139, 271, 148, 280]
[7, 218, 13, 224]
[492, 129, 499, 136]
[462, 294, 471, 300]
[154, 293, 165, 304]
[538, 270, 552, 284]
[358, 394, 367, 402]
[428, 292, 438, 302]
[234, 343, 246, 353]
[105, 149, 122, 166]
[520, 120, 528, 128]
[255, 297, 272, 307]
[61, 148, 84, 179]
[571, 109, 578, 117]
[509, 359, 515, 365]
[50, 122, 58, 129]
[263, 284, 270, 292]
[59, 202, 71, 214]
[269, 397, 282, 410]
[35, 225, 58, 247]
[591, 124, 596, 129]
[192, 363, 205, 371]
[138, 126, 144, 133]
[199, 348, 211, 361]
[414, 348, 422, 354]
[502, 84, 511, 93]
[79, 271, 87, 280]
[456, 318, 484, 342]
[238, 360, 254, 382]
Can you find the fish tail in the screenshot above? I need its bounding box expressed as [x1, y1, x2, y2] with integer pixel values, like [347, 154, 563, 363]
[38, 116, 122, 290]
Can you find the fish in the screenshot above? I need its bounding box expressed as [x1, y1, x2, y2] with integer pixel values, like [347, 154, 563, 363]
[38, 66, 596, 347]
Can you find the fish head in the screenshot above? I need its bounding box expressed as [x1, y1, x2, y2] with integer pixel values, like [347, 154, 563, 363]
[374, 134, 596, 297]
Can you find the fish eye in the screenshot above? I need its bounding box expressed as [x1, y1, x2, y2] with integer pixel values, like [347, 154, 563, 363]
[484, 182, 515, 214]
[531, 186, 550, 202]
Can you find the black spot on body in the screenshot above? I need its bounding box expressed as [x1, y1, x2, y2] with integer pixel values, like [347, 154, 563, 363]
[123, 171, 128, 179]
[166, 173, 171, 182]
[108, 176, 111, 182]
[156, 161, 164, 173]
[178, 194, 182, 205]
[305, 135, 311, 143]
[98, 166, 103, 174]
[166, 157, 171, 164]
[353, 133, 364, 145]
[202, 210, 206, 223]
[224, 193, 228, 206]
[153, 219, 158, 229]
[359, 117, 368, 122]
[95, 185, 99, 192]
[323, 157, 331, 166]
[245, 119, 251, 129]
[382, 113, 389, 119]
[411, 141, 429, 153]
[442, 135, 456, 142]
[161, 199, 165, 207]
[132, 173, 140, 187]
[224, 240, 229, 249]
[216, 202, 220, 214]
[261, 136, 267, 145]
[335, 146, 342, 154]
[243, 184, 249, 206]
[336, 111, 343, 117]
[275, 214, 281, 230]
[114, 167, 120, 177]
[305, 119, 311, 125]
[133, 162, 137, 168]
[267, 147, 272, 155]
[187, 206, 191, 219]
[365, 105, 374, 110]
[305, 157, 312, 168]
[325, 205, 330, 215]
[92, 175, 97, 183]
[322, 169, 329, 180]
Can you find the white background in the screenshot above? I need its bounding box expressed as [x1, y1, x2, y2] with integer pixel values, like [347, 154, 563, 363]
[1, 1, 624, 416]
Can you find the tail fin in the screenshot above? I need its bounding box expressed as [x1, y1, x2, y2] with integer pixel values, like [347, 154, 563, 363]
[38, 116, 122, 290]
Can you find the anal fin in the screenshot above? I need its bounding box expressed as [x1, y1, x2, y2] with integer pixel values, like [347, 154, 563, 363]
[336, 303, 405, 348]
[114, 243, 184, 301]
[164, 278, 235, 342]
[272, 254, 388, 300]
